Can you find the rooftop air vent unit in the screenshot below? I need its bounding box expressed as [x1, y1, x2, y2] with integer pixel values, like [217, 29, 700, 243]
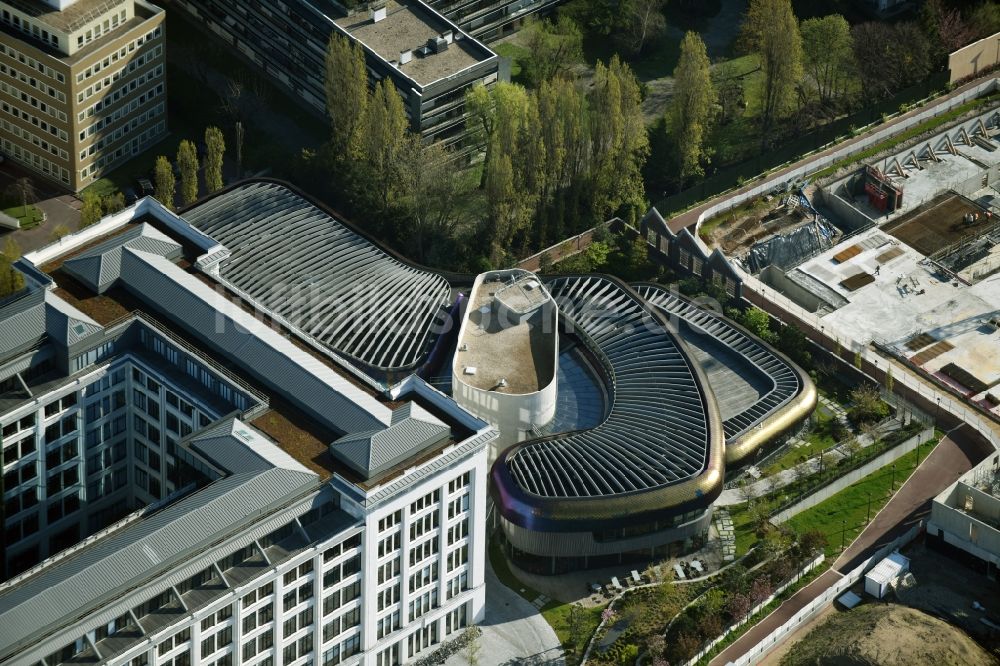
[441, 30, 453, 44]
[464, 366, 477, 375]
[371, 2, 386, 22]
[400, 49, 412, 64]
[428, 36, 449, 53]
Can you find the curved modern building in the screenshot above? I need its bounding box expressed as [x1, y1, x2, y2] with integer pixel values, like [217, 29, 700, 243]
[491, 276, 726, 573]
[635, 284, 817, 466]
[452, 270, 559, 456]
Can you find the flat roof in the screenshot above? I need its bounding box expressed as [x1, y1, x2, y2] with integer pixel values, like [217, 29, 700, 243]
[795, 225, 1000, 409]
[456, 273, 555, 394]
[334, 0, 488, 86]
[3, 0, 129, 34]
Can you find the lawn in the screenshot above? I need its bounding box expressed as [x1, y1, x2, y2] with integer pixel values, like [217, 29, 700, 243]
[493, 41, 530, 84]
[784, 432, 942, 557]
[761, 409, 837, 476]
[582, 31, 681, 83]
[2, 204, 44, 229]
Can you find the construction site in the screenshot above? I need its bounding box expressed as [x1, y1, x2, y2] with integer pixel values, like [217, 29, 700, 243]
[749, 103, 1000, 414]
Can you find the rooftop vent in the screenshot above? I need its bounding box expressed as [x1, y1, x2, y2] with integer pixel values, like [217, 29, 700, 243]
[463, 366, 477, 375]
[371, 1, 387, 22]
[427, 36, 449, 53]
[400, 49, 412, 64]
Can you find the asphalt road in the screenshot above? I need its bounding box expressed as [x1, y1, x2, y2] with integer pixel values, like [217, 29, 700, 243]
[708, 432, 988, 666]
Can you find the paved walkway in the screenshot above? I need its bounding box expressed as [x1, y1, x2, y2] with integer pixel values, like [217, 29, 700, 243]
[445, 559, 564, 666]
[707, 433, 987, 666]
[666, 73, 1000, 234]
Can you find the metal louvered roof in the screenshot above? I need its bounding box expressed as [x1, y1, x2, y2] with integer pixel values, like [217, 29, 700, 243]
[117, 247, 395, 435]
[182, 182, 452, 374]
[502, 276, 712, 499]
[635, 284, 803, 442]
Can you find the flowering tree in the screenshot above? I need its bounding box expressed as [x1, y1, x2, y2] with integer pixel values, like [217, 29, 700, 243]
[601, 607, 618, 625]
[750, 576, 773, 607]
[726, 592, 753, 622]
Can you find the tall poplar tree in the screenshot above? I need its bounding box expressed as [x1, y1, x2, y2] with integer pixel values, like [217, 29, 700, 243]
[588, 56, 648, 222]
[177, 140, 199, 206]
[670, 32, 716, 182]
[153, 156, 175, 211]
[204, 126, 226, 193]
[742, 0, 803, 141]
[325, 33, 369, 155]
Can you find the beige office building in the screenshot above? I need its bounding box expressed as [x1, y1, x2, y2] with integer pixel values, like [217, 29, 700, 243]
[0, 0, 166, 192]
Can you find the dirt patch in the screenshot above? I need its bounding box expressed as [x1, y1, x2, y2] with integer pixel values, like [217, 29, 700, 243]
[883, 192, 993, 257]
[777, 603, 998, 666]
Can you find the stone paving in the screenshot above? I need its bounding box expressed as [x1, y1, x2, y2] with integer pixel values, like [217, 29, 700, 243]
[714, 508, 736, 561]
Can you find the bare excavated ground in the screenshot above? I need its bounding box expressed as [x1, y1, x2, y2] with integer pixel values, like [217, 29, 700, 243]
[776, 603, 998, 666]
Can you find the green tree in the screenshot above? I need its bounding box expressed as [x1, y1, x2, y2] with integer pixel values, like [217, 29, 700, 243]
[535, 76, 588, 242]
[325, 33, 369, 155]
[399, 139, 465, 263]
[588, 56, 649, 222]
[467, 81, 544, 263]
[204, 126, 226, 193]
[50, 224, 70, 241]
[153, 155, 176, 211]
[848, 384, 889, 426]
[800, 15, 854, 104]
[522, 16, 584, 85]
[6, 177, 36, 218]
[0, 254, 24, 298]
[736, 306, 776, 343]
[742, 0, 803, 141]
[177, 139, 200, 206]
[624, 0, 666, 54]
[713, 58, 746, 126]
[2, 236, 20, 261]
[102, 192, 125, 214]
[80, 191, 104, 228]
[350, 80, 410, 214]
[670, 31, 716, 183]
[969, 2, 1000, 40]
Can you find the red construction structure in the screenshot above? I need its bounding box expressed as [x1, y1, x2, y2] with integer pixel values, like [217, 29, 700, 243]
[864, 166, 904, 212]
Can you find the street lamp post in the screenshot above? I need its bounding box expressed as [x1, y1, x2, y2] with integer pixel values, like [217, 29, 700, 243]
[890, 463, 896, 491]
[841, 519, 847, 551]
[867, 492, 872, 523]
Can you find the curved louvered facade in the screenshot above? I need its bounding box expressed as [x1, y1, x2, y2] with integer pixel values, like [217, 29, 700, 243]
[491, 276, 725, 545]
[183, 182, 453, 377]
[635, 284, 817, 465]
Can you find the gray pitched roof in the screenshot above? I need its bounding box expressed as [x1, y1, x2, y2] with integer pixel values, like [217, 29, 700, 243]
[62, 223, 182, 294]
[182, 182, 452, 374]
[0, 293, 45, 364]
[187, 416, 314, 475]
[0, 456, 318, 662]
[331, 402, 451, 478]
[43, 290, 103, 347]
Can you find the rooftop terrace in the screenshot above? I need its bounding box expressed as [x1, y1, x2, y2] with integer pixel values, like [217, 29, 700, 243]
[455, 272, 556, 394]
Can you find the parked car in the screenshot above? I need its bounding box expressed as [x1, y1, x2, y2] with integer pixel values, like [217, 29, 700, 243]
[135, 178, 154, 196]
[123, 187, 138, 205]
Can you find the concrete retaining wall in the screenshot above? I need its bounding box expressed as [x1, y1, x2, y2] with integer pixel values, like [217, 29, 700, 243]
[772, 428, 935, 524]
